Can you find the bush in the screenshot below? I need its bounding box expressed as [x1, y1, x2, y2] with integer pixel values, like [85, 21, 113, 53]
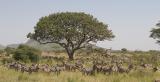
[13, 44, 41, 63]
[4, 47, 16, 56]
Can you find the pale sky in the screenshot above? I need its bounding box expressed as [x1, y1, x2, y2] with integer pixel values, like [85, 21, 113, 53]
[0, 0, 160, 50]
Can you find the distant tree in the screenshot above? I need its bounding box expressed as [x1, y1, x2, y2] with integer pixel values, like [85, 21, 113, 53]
[121, 48, 127, 53]
[27, 12, 115, 60]
[121, 48, 128, 53]
[150, 22, 160, 44]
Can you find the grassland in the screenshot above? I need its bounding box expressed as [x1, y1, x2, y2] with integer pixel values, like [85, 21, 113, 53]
[1, 50, 160, 82]
[0, 64, 160, 82]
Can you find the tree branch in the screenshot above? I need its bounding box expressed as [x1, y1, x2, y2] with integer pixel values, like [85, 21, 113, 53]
[36, 39, 67, 48]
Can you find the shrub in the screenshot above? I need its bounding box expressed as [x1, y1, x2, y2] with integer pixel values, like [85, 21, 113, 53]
[13, 44, 41, 63]
[4, 47, 16, 56]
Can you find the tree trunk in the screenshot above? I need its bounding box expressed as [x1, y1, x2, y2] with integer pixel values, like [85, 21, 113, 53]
[66, 49, 74, 60]
[68, 53, 74, 60]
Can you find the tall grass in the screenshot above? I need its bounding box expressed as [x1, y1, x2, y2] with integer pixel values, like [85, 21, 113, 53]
[0, 66, 160, 82]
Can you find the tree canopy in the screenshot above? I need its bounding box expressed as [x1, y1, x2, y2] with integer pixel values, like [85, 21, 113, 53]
[28, 12, 114, 60]
[150, 22, 160, 44]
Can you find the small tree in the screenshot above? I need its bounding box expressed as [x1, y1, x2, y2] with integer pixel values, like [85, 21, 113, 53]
[28, 12, 114, 60]
[150, 22, 160, 44]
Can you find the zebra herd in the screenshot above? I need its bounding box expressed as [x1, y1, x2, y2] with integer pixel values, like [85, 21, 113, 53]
[5, 60, 140, 76]
[4, 57, 160, 76]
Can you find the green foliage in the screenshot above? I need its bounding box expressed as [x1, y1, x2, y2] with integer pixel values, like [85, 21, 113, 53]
[121, 48, 127, 52]
[13, 45, 41, 63]
[28, 12, 114, 60]
[150, 22, 160, 44]
[28, 12, 114, 42]
[4, 47, 16, 56]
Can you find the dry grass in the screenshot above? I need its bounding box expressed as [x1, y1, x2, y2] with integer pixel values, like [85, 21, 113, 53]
[0, 66, 160, 82]
[1, 51, 160, 82]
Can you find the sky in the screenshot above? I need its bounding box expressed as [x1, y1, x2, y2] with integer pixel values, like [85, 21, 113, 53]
[0, 0, 160, 50]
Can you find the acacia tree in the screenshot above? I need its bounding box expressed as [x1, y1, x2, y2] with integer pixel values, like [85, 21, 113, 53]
[150, 22, 160, 44]
[27, 12, 114, 60]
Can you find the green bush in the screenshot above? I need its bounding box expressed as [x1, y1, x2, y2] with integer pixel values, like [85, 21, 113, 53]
[13, 44, 41, 63]
[4, 47, 16, 56]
